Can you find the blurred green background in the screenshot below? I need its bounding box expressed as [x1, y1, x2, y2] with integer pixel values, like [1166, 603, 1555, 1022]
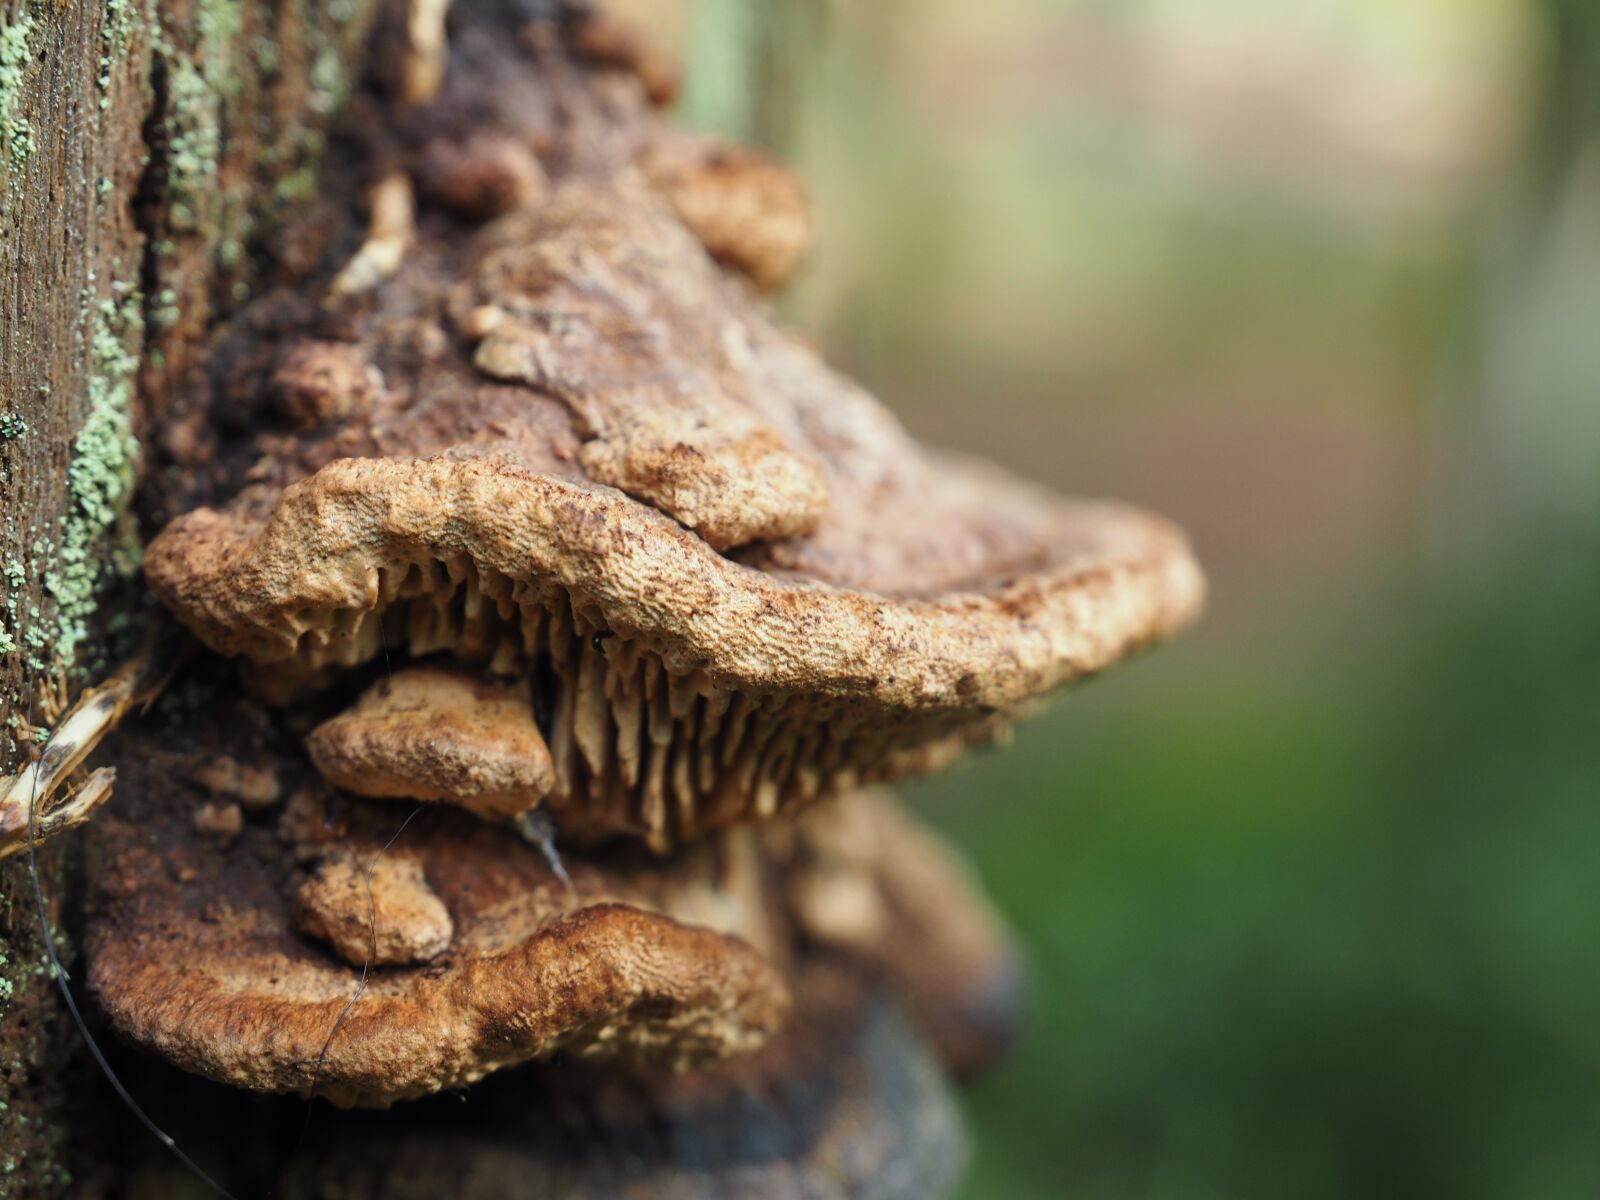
[642, 1, 1600, 1195]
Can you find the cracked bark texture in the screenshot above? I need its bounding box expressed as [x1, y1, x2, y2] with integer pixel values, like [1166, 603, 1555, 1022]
[0, 1, 380, 1191]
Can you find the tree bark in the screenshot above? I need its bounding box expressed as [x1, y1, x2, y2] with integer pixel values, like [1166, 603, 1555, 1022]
[0, 1, 380, 1190]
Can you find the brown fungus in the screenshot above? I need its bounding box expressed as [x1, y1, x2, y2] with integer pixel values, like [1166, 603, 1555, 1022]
[638, 131, 813, 291]
[83, 680, 1028, 1105]
[188, 753, 283, 810]
[269, 339, 383, 430]
[780, 791, 1027, 1076]
[193, 800, 244, 842]
[145, 180, 1201, 853]
[295, 851, 455, 966]
[87, 781, 791, 1107]
[306, 664, 555, 821]
[417, 130, 548, 222]
[82, 8, 1199, 1172]
[273, 972, 965, 1200]
[565, 6, 682, 108]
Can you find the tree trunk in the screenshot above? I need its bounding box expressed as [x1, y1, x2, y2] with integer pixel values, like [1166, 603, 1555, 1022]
[0, 1, 380, 1190]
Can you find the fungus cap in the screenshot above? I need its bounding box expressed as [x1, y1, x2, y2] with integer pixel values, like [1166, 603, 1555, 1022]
[275, 974, 966, 1200]
[783, 790, 1027, 1076]
[84, 688, 1028, 1107]
[638, 131, 812, 291]
[147, 187, 1200, 850]
[88, 785, 790, 1107]
[306, 665, 555, 820]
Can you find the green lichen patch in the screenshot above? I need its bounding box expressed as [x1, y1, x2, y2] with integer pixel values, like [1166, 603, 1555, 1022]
[5, 113, 31, 166]
[0, 412, 24, 441]
[308, 43, 351, 117]
[163, 58, 221, 232]
[97, 0, 146, 109]
[146, 0, 258, 297]
[35, 286, 145, 672]
[0, 9, 36, 172]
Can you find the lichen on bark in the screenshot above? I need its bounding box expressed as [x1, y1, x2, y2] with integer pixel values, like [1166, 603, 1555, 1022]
[0, 10, 35, 170]
[34, 286, 145, 672]
[0, 0, 385, 1192]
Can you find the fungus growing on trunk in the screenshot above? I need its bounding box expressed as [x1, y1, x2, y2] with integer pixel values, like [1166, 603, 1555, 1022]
[781, 790, 1027, 1076]
[145, 174, 1199, 851]
[83, 692, 1019, 1107]
[295, 851, 455, 966]
[638, 131, 813, 291]
[86, 705, 792, 1106]
[68, 1, 1202, 1191]
[274, 972, 967, 1200]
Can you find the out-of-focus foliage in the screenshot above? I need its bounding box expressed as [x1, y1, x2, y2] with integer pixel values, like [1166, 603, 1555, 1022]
[676, 0, 1600, 1195]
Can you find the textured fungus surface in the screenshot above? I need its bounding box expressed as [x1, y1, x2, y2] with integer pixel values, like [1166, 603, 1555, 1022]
[75, 6, 1200, 1185]
[307, 664, 556, 820]
[145, 186, 1200, 850]
[782, 791, 1027, 1076]
[638, 130, 813, 291]
[295, 852, 456, 966]
[138, 0, 1200, 853]
[86, 699, 791, 1107]
[275, 976, 966, 1200]
[90, 812, 789, 1106]
[84, 689, 1023, 1106]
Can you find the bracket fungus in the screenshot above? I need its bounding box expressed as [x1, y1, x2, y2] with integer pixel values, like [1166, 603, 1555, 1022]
[295, 851, 456, 966]
[273, 974, 967, 1200]
[84, 690, 1018, 1109]
[144, 169, 1199, 852]
[87, 706, 792, 1106]
[67, 0, 1201, 1192]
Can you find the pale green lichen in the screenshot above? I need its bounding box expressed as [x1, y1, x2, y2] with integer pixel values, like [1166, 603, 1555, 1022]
[0, 9, 36, 171]
[2, 548, 20, 659]
[0, 412, 24, 441]
[150, 0, 256, 280]
[308, 43, 351, 117]
[197, 0, 243, 89]
[5, 115, 32, 166]
[98, 0, 148, 110]
[37, 286, 144, 669]
[253, 37, 280, 77]
[274, 162, 319, 205]
[151, 286, 180, 329]
[163, 58, 220, 232]
[104, 0, 141, 59]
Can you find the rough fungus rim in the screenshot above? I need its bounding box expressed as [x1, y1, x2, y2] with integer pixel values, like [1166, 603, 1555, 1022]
[147, 456, 1204, 716]
[144, 457, 1201, 847]
[87, 794, 793, 1109]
